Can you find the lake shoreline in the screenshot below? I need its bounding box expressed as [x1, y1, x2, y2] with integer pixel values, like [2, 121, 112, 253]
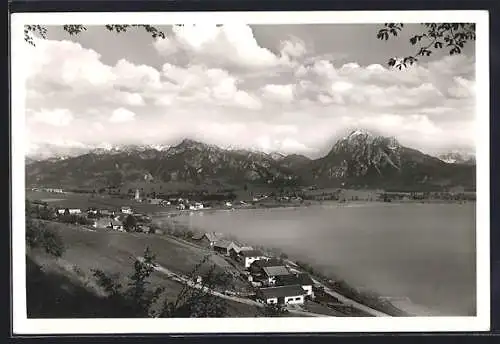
[153, 208, 448, 317]
[151, 199, 475, 218]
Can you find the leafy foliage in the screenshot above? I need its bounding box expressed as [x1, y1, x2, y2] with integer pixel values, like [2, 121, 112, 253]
[25, 24, 166, 46]
[26, 217, 65, 258]
[91, 247, 164, 317]
[158, 255, 231, 318]
[92, 251, 231, 318]
[25, 200, 66, 257]
[377, 23, 475, 69]
[124, 214, 138, 232]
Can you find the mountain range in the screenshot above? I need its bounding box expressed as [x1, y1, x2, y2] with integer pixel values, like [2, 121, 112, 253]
[25, 130, 476, 192]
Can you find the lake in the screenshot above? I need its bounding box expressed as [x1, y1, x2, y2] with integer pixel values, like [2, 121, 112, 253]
[159, 202, 476, 316]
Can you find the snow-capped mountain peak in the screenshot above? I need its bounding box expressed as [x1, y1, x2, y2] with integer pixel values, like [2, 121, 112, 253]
[437, 151, 476, 165]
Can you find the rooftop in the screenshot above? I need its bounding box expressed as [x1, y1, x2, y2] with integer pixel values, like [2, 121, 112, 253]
[258, 285, 306, 299]
[275, 274, 301, 286]
[213, 240, 235, 249]
[250, 258, 284, 269]
[262, 266, 290, 277]
[191, 233, 204, 240]
[239, 249, 264, 257]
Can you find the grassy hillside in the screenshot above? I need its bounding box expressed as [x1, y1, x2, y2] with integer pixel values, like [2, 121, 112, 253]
[26, 219, 261, 318]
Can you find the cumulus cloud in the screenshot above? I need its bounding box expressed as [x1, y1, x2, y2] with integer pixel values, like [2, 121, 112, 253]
[261, 84, 295, 103]
[24, 26, 476, 156]
[153, 24, 306, 72]
[109, 108, 136, 123]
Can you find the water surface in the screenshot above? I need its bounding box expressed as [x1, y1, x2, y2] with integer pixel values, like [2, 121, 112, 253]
[159, 202, 476, 316]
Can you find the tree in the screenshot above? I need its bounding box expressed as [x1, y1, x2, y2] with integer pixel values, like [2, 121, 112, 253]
[92, 247, 164, 317]
[376, 23, 475, 70]
[124, 214, 137, 232]
[25, 202, 65, 258]
[92, 251, 231, 318]
[24, 24, 167, 47]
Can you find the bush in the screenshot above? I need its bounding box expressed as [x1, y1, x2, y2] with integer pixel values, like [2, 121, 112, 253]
[92, 250, 230, 318]
[26, 219, 65, 258]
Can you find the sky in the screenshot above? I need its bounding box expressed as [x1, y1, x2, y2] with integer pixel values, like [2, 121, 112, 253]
[24, 24, 476, 158]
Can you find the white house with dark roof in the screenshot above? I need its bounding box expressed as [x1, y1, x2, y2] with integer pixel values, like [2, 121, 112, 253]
[275, 273, 315, 298]
[120, 206, 133, 214]
[239, 249, 267, 268]
[57, 208, 82, 215]
[110, 219, 124, 231]
[262, 266, 291, 286]
[213, 240, 238, 255]
[257, 285, 306, 305]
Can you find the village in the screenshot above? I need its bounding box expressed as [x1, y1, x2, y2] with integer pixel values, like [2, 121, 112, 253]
[28, 187, 392, 316]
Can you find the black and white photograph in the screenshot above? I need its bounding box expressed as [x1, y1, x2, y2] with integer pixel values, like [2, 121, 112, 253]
[11, 11, 490, 334]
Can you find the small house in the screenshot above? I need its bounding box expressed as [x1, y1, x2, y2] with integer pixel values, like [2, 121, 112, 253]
[257, 285, 307, 305]
[249, 258, 284, 274]
[99, 209, 114, 217]
[213, 240, 238, 256]
[57, 208, 82, 215]
[120, 206, 133, 214]
[110, 219, 124, 231]
[239, 249, 267, 268]
[191, 232, 223, 248]
[275, 273, 315, 298]
[262, 266, 292, 286]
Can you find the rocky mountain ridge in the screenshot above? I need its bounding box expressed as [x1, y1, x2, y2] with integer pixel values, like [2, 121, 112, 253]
[25, 130, 476, 191]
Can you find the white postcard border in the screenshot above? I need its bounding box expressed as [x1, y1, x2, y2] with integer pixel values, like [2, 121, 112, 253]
[11, 10, 490, 334]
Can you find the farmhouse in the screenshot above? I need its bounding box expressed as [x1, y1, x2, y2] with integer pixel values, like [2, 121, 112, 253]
[257, 285, 307, 305]
[110, 219, 124, 231]
[212, 240, 238, 255]
[87, 208, 98, 215]
[248, 258, 284, 274]
[147, 198, 165, 205]
[45, 188, 64, 193]
[239, 249, 267, 268]
[99, 209, 115, 217]
[191, 232, 223, 248]
[275, 273, 315, 298]
[188, 202, 204, 210]
[57, 208, 82, 215]
[120, 206, 133, 214]
[262, 266, 292, 286]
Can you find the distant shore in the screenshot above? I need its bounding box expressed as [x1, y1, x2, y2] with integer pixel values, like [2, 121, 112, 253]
[151, 198, 474, 218]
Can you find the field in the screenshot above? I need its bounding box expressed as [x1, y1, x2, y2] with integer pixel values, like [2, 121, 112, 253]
[26, 190, 169, 213]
